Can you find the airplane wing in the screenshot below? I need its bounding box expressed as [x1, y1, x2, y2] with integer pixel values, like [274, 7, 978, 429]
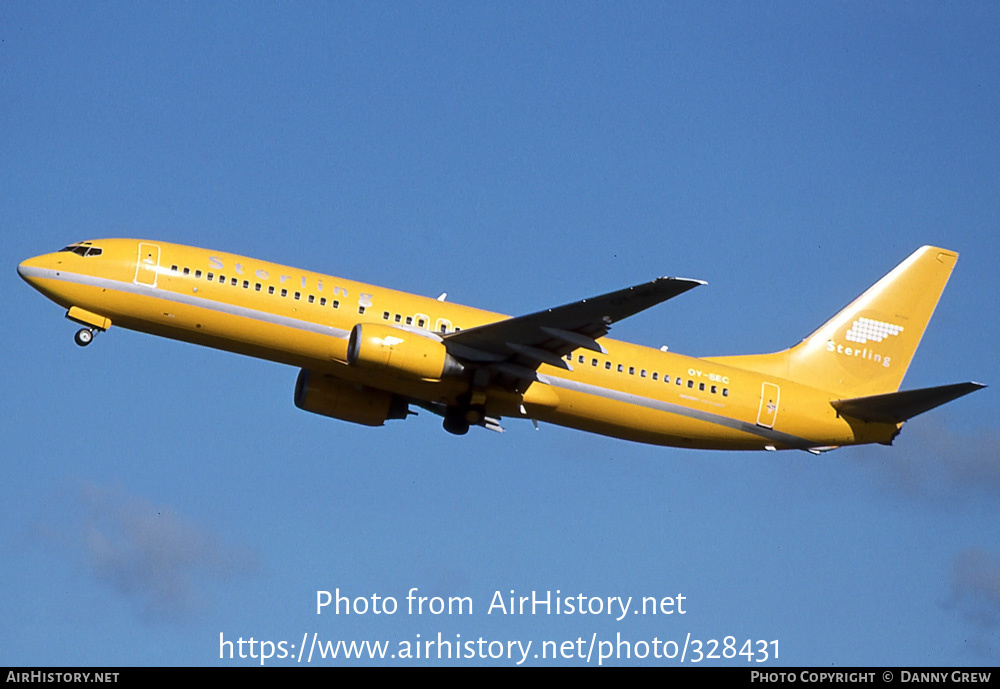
[442, 277, 704, 386]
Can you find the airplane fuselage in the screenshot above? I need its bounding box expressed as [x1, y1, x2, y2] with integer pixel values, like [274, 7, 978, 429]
[18, 239, 949, 452]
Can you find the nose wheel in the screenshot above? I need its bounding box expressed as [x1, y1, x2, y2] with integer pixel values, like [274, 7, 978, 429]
[74, 328, 95, 347]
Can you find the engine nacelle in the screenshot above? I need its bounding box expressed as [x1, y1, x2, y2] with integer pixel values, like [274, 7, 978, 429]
[294, 369, 408, 426]
[347, 323, 463, 380]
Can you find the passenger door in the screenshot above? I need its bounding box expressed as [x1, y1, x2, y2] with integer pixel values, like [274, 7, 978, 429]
[756, 382, 780, 428]
[134, 242, 160, 287]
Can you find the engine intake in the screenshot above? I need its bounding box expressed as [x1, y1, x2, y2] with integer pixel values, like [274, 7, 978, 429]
[347, 323, 463, 380]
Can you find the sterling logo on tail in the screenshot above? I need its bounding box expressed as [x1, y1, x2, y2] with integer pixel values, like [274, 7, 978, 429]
[827, 318, 902, 368]
[845, 317, 904, 344]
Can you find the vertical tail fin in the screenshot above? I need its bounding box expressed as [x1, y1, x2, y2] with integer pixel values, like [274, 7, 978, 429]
[707, 246, 958, 397]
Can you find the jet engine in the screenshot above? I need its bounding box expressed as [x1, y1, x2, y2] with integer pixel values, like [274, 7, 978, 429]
[347, 323, 463, 380]
[294, 369, 408, 426]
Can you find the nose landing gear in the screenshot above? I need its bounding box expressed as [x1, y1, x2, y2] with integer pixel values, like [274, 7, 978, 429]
[65, 307, 111, 348]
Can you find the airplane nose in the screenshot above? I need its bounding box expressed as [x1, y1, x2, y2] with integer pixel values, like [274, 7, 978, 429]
[17, 254, 49, 285]
[17, 259, 33, 281]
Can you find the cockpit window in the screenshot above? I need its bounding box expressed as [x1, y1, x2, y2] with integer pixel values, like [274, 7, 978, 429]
[59, 243, 103, 257]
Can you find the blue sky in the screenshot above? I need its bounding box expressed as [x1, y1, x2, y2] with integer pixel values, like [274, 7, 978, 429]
[2, 2, 998, 666]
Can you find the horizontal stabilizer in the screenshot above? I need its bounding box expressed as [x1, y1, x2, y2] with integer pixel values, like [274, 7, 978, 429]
[831, 382, 986, 424]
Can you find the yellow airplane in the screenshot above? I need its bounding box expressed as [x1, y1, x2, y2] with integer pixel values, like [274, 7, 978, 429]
[18, 240, 983, 452]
